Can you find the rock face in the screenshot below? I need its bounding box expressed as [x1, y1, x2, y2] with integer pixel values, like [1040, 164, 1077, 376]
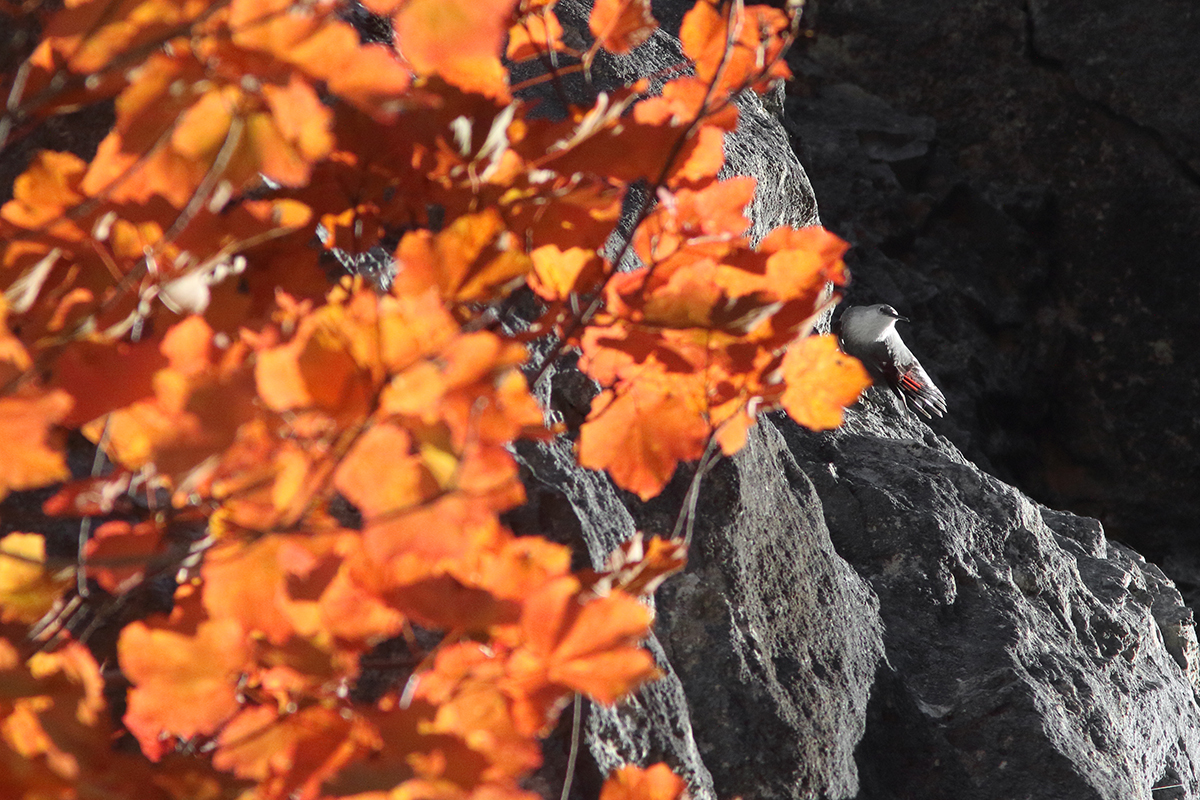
[784, 400, 1200, 800]
[786, 0, 1200, 575]
[510, 2, 1200, 799]
[522, 391, 1200, 799]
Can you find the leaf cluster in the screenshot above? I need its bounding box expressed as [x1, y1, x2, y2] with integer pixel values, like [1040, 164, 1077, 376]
[0, 0, 870, 797]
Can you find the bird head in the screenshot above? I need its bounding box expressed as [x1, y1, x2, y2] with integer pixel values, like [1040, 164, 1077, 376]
[840, 303, 909, 342]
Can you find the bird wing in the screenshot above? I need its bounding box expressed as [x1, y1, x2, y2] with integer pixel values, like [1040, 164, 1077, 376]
[891, 357, 947, 419]
[842, 336, 890, 382]
[864, 336, 947, 419]
[838, 329, 948, 419]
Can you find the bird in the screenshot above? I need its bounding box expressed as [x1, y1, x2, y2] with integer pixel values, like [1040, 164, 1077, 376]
[836, 304, 947, 419]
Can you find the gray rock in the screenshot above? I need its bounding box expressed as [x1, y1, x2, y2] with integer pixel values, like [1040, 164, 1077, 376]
[781, 400, 1200, 799]
[788, 0, 1200, 565]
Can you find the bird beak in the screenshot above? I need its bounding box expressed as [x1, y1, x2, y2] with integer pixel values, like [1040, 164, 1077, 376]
[888, 309, 910, 322]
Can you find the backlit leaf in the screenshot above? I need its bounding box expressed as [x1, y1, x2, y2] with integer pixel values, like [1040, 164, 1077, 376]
[394, 210, 532, 304]
[0, 534, 73, 624]
[505, 576, 657, 733]
[120, 587, 253, 758]
[393, 0, 517, 100]
[681, 0, 791, 94]
[508, 9, 566, 61]
[600, 764, 688, 800]
[0, 390, 72, 500]
[590, 0, 658, 55]
[578, 374, 710, 501]
[529, 245, 602, 302]
[778, 335, 871, 431]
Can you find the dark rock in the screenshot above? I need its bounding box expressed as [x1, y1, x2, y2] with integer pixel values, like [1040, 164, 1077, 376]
[788, 0, 1200, 563]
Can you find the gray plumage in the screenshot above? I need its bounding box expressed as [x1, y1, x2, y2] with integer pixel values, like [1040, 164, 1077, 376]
[837, 304, 947, 419]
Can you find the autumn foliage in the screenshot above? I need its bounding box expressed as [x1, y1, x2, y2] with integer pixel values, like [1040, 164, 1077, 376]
[0, 0, 869, 797]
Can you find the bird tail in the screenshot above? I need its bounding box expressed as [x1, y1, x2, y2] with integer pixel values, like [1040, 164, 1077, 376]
[896, 364, 947, 418]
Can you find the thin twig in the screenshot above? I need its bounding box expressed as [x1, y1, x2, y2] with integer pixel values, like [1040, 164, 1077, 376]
[559, 693, 583, 800]
[673, 433, 721, 546]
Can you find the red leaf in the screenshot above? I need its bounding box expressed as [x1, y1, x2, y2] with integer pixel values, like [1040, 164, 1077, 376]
[84, 520, 164, 595]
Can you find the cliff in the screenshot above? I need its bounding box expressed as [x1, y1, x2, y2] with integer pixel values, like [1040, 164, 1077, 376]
[517, 2, 1200, 798]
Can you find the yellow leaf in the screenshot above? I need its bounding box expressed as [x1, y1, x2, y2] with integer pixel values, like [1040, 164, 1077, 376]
[0, 534, 72, 624]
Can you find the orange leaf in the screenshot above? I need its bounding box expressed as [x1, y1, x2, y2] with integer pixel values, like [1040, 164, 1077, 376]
[778, 334, 871, 430]
[52, 338, 167, 428]
[584, 534, 687, 599]
[393, 0, 517, 100]
[388, 573, 523, 634]
[120, 587, 252, 758]
[379, 330, 542, 450]
[361, 492, 505, 568]
[590, 0, 658, 55]
[334, 423, 438, 519]
[329, 694, 498, 794]
[254, 308, 372, 417]
[0, 390, 72, 499]
[412, 645, 542, 779]
[92, 318, 256, 477]
[394, 210, 532, 304]
[0, 150, 89, 235]
[19, 0, 208, 110]
[228, 0, 412, 120]
[507, 576, 657, 730]
[600, 764, 688, 800]
[758, 225, 851, 303]
[83, 520, 164, 595]
[577, 375, 710, 501]
[507, 9, 566, 61]
[681, 0, 791, 94]
[322, 45, 414, 121]
[82, 53, 333, 206]
[213, 704, 368, 799]
[529, 245, 602, 302]
[0, 638, 110, 792]
[201, 536, 296, 646]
